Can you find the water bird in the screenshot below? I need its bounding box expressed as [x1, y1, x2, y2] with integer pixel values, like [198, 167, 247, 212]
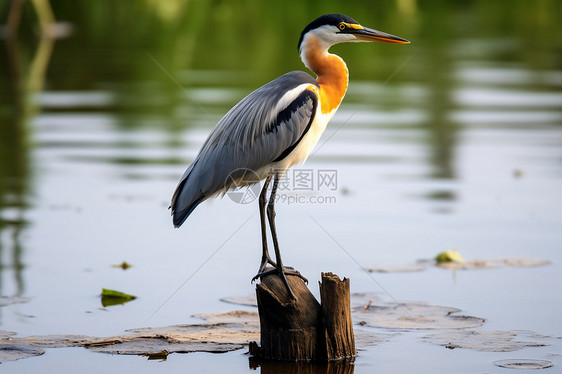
[171, 14, 409, 298]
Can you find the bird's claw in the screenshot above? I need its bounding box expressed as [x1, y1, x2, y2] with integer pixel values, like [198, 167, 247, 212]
[277, 266, 308, 283]
[251, 265, 308, 296]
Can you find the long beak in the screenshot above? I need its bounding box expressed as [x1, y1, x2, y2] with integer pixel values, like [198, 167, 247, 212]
[351, 27, 410, 44]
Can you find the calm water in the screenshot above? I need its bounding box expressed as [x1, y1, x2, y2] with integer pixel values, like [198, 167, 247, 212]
[1, 1, 562, 372]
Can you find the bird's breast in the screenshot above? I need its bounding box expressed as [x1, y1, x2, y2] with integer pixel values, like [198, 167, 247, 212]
[268, 102, 335, 174]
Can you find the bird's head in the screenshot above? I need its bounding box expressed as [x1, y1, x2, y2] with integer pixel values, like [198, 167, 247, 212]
[298, 14, 409, 53]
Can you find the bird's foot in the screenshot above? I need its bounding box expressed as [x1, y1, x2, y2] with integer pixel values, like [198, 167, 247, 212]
[252, 266, 308, 283]
[251, 265, 308, 299]
[251, 257, 278, 283]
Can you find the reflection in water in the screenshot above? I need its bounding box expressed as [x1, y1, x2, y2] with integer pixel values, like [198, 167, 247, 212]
[251, 358, 354, 374]
[1, 36, 29, 297]
[417, 2, 459, 211]
[0, 0, 61, 296]
[0, 108, 27, 296]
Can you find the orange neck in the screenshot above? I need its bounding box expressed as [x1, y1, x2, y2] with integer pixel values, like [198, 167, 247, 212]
[302, 36, 349, 115]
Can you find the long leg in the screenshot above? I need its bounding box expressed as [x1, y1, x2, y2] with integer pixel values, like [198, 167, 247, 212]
[267, 174, 284, 269]
[252, 176, 276, 281]
[264, 173, 307, 298]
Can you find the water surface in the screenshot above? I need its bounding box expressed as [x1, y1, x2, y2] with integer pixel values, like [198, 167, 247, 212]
[1, 1, 561, 372]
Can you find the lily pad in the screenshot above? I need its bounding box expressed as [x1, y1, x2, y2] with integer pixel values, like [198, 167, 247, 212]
[437, 259, 501, 270]
[366, 257, 550, 273]
[493, 359, 553, 369]
[220, 295, 258, 307]
[9, 334, 94, 348]
[354, 302, 485, 330]
[193, 310, 259, 324]
[354, 328, 399, 348]
[0, 343, 45, 362]
[437, 258, 551, 270]
[366, 263, 429, 273]
[127, 321, 259, 347]
[503, 258, 551, 267]
[423, 330, 550, 352]
[87, 337, 245, 355]
[1, 313, 260, 359]
[349, 292, 383, 310]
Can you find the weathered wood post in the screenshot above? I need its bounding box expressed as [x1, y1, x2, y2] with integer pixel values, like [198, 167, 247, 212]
[256, 273, 325, 360]
[319, 272, 355, 359]
[255, 271, 355, 362]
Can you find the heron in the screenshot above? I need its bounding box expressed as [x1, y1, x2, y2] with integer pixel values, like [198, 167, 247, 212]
[171, 14, 409, 298]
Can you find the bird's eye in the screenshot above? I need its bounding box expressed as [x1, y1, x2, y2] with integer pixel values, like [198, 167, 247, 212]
[338, 23, 346, 31]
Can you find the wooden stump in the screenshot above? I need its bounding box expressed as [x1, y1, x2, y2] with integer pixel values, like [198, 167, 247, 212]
[320, 272, 355, 360]
[255, 271, 355, 362]
[256, 273, 324, 361]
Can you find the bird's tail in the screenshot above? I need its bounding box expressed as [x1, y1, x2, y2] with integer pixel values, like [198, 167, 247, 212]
[171, 145, 243, 227]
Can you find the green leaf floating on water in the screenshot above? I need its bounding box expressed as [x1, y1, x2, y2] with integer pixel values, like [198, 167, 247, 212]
[435, 249, 464, 263]
[101, 288, 136, 307]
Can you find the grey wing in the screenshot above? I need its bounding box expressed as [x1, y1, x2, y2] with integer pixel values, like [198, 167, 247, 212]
[171, 71, 319, 227]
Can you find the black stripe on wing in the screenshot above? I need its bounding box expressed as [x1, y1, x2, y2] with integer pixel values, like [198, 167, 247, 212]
[269, 89, 318, 162]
